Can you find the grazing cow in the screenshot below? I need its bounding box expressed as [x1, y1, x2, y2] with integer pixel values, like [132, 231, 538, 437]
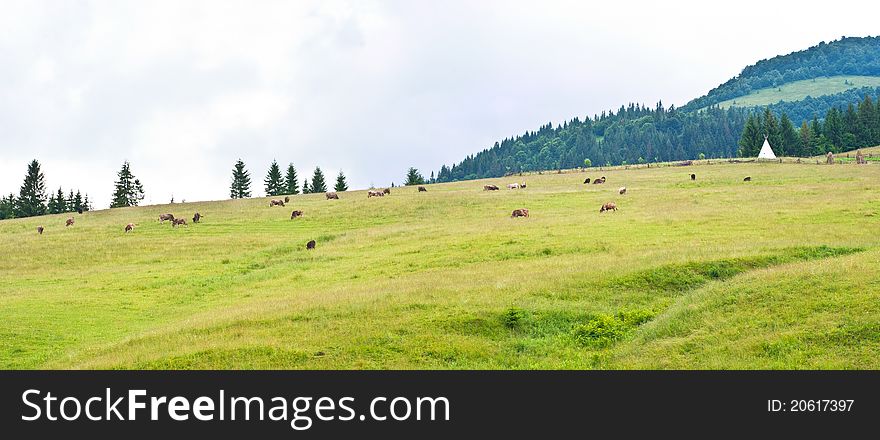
[483, 185, 500, 191]
[290, 210, 303, 219]
[284, 196, 290, 203]
[65, 218, 74, 227]
[192, 212, 201, 223]
[507, 183, 519, 189]
[77, 208, 83, 214]
[368, 190, 385, 198]
[584, 178, 591, 184]
[511, 208, 530, 218]
[592, 177, 605, 184]
[125, 223, 135, 233]
[37, 226, 44, 235]
[269, 199, 285, 207]
[600, 202, 617, 213]
[618, 186, 627, 195]
[306, 240, 316, 250]
[172, 218, 187, 227]
[418, 186, 427, 192]
[325, 192, 339, 200]
[743, 176, 751, 182]
[520, 182, 526, 188]
[158, 213, 175, 222]
[383, 188, 391, 195]
[690, 173, 696, 181]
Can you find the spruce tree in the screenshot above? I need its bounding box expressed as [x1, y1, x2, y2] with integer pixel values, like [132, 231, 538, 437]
[302, 178, 311, 194]
[779, 113, 799, 156]
[0, 194, 15, 220]
[15, 159, 48, 217]
[310, 167, 327, 193]
[799, 121, 814, 157]
[66, 190, 75, 212]
[72, 190, 84, 213]
[404, 167, 426, 185]
[334, 170, 348, 192]
[83, 194, 92, 211]
[110, 161, 145, 208]
[264, 160, 284, 197]
[738, 114, 763, 157]
[284, 163, 300, 195]
[55, 188, 68, 213]
[763, 108, 782, 155]
[230, 159, 252, 199]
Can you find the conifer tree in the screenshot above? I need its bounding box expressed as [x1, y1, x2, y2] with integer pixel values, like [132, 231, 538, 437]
[0, 193, 15, 220]
[72, 190, 84, 213]
[264, 160, 285, 197]
[310, 167, 327, 193]
[284, 163, 300, 195]
[779, 113, 799, 156]
[110, 161, 145, 208]
[738, 114, 763, 157]
[302, 178, 311, 194]
[15, 159, 48, 217]
[230, 159, 252, 199]
[55, 188, 68, 213]
[404, 167, 426, 185]
[334, 170, 348, 192]
[799, 121, 814, 157]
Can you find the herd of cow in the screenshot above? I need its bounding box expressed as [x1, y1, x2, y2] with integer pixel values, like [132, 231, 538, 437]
[32, 172, 756, 243]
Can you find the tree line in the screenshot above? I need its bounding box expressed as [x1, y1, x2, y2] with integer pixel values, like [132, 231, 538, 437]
[0, 160, 94, 220]
[229, 160, 348, 198]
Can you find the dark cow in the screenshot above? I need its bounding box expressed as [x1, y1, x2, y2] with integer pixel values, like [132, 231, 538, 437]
[511, 208, 529, 218]
[418, 186, 427, 192]
[284, 196, 290, 203]
[519, 182, 526, 188]
[618, 187, 627, 195]
[690, 173, 696, 181]
[192, 212, 202, 223]
[600, 202, 617, 213]
[584, 178, 591, 184]
[65, 218, 75, 227]
[172, 218, 187, 227]
[483, 184, 500, 191]
[592, 178, 604, 185]
[37, 226, 44, 235]
[158, 213, 175, 222]
[290, 210, 303, 219]
[77, 208, 83, 214]
[125, 223, 135, 233]
[743, 176, 751, 182]
[306, 240, 316, 250]
[269, 199, 285, 207]
[383, 188, 391, 195]
[326, 192, 339, 200]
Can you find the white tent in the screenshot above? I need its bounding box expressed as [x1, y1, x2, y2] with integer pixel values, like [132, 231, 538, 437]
[757, 135, 777, 159]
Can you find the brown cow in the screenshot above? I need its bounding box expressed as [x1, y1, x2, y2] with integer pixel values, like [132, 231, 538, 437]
[383, 188, 391, 195]
[826, 151, 834, 165]
[511, 208, 529, 218]
[306, 239, 316, 250]
[192, 213, 202, 223]
[592, 178, 604, 184]
[172, 218, 187, 227]
[65, 218, 74, 227]
[37, 226, 44, 235]
[743, 176, 751, 182]
[77, 208, 83, 214]
[158, 213, 175, 222]
[325, 192, 339, 200]
[284, 196, 290, 203]
[125, 223, 135, 233]
[290, 210, 303, 219]
[690, 173, 696, 181]
[483, 184, 500, 191]
[269, 199, 285, 207]
[418, 186, 427, 192]
[618, 186, 627, 195]
[600, 202, 617, 213]
[368, 190, 385, 198]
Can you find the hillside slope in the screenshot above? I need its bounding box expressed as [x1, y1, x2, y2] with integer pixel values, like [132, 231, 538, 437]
[1, 161, 878, 369]
[713, 75, 880, 109]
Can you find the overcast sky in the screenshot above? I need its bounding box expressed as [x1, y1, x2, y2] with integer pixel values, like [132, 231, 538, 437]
[1, 0, 878, 208]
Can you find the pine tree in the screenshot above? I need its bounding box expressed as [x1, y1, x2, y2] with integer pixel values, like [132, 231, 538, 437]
[0, 193, 15, 220]
[15, 159, 48, 217]
[230, 159, 252, 199]
[47, 192, 58, 215]
[738, 114, 763, 157]
[263, 160, 284, 197]
[404, 167, 426, 185]
[56, 188, 68, 213]
[302, 178, 311, 194]
[284, 164, 300, 195]
[763, 108, 782, 155]
[779, 113, 799, 156]
[72, 190, 84, 213]
[799, 121, 814, 157]
[110, 161, 145, 208]
[334, 170, 349, 192]
[310, 167, 327, 193]
[83, 194, 92, 211]
[66, 190, 75, 212]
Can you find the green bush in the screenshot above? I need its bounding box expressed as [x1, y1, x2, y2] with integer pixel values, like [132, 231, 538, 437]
[502, 307, 529, 329]
[573, 314, 627, 347]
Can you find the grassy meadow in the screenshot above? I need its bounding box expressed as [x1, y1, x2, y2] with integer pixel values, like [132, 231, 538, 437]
[1, 159, 879, 369]
[713, 75, 880, 109]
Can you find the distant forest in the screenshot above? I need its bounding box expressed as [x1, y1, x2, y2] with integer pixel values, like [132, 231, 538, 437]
[435, 37, 880, 183]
